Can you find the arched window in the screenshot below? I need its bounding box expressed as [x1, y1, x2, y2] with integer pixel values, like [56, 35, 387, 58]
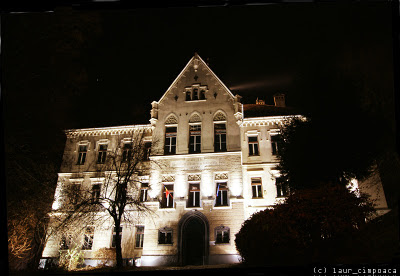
[213, 111, 227, 152]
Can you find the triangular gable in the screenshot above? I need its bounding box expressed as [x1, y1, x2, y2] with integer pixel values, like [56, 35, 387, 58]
[158, 53, 235, 103]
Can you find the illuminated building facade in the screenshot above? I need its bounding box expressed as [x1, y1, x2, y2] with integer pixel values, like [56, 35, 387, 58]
[41, 53, 389, 267]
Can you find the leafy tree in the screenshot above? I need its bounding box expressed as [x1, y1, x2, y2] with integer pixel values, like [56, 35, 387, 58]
[235, 185, 375, 265]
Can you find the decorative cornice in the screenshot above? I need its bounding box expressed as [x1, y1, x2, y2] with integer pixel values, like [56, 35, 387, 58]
[240, 115, 303, 127]
[65, 124, 153, 138]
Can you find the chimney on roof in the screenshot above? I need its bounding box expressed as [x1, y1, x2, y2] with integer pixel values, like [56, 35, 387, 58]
[256, 98, 265, 105]
[274, 93, 286, 107]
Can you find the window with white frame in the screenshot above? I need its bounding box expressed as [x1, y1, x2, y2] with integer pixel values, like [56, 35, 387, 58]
[77, 143, 88, 165]
[248, 136, 259, 156]
[135, 226, 144, 248]
[139, 183, 149, 202]
[189, 124, 201, 154]
[251, 177, 263, 198]
[158, 227, 173, 245]
[214, 123, 227, 152]
[82, 226, 94, 250]
[164, 127, 177, 155]
[187, 183, 200, 208]
[69, 182, 81, 205]
[215, 182, 228, 207]
[97, 142, 108, 164]
[161, 184, 174, 208]
[215, 226, 230, 244]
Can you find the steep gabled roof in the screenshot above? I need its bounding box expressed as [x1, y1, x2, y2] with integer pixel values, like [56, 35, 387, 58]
[158, 53, 235, 103]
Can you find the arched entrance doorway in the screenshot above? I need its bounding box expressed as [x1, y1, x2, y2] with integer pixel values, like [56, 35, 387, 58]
[178, 211, 209, 266]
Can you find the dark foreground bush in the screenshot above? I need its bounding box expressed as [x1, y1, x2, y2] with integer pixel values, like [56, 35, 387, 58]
[235, 185, 376, 265]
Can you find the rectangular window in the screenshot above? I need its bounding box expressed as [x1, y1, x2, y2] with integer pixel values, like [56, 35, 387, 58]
[161, 184, 174, 208]
[97, 143, 108, 163]
[158, 229, 173, 245]
[135, 226, 144, 248]
[215, 183, 228, 206]
[82, 227, 94, 250]
[251, 177, 263, 198]
[122, 142, 133, 161]
[139, 183, 148, 202]
[248, 136, 259, 156]
[187, 183, 200, 207]
[276, 177, 289, 197]
[143, 142, 152, 160]
[215, 227, 230, 244]
[186, 91, 191, 101]
[271, 134, 280, 155]
[60, 234, 73, 250]
[91, 184, 101, 203]
[189, 125, 201, 153]
[70, 184, 81, 205]
[164, 127, 177, 155]
[111, 226, 122, 248]
[214, 123, 227, 152]
[77, 144, 87, 165]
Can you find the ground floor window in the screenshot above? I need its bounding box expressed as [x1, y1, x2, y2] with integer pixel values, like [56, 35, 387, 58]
[158, 227, 173, 245]
[82, 226, 94, 250]
[135, 226, 144, 248]
[215, 226, 230, 244]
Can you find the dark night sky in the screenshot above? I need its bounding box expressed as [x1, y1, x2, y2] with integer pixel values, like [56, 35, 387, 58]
[2, 2, 395, 144]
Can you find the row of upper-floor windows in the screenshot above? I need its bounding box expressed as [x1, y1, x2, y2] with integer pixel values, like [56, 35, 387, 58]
[73, 129, 280, 164]
[164, 124, 281, 156]
[75, 140, 152, 165]
[164, 123, 227, 155]
[65, 176, 289, 210]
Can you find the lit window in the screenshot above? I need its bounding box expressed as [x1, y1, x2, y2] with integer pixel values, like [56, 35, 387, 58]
[187, 183, 200, 207]
[215, 226, 230, 244]
[214, 123, 227, 152]
[135, 226, 144, 248]
[189, 125, 201, 154]
[276, 177, 289, 197]
[215, 182, 228, 206]
[97, 143, 108, 164]
[251, 177, 263, 198]
[122, 142, 133, 162]
[158, 227, 173, 245]
[111, 226, 122, 248]
[91, 184, 101, 203]
[271, 134, 280, 155]
[77, 144, 88, 165]
[139, 183, 149, 202]
[161, 184, 174, 208]
[164, 127, 177, 155]
[248, 136, 259, 156]
[82, 226, 94, 250]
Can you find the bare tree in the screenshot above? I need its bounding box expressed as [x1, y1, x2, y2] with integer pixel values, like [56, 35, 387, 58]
[50, 127, 155, 268]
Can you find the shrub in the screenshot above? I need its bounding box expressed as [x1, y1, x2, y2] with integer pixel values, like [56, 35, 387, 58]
[58, 246, 85, 271]
[235, 185, 375, 265]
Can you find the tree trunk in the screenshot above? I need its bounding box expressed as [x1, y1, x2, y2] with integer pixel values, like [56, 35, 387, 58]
[114, 222, 123, 268]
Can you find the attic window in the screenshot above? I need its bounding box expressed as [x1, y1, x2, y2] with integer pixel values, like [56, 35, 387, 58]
[185, 86, 207, 101]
